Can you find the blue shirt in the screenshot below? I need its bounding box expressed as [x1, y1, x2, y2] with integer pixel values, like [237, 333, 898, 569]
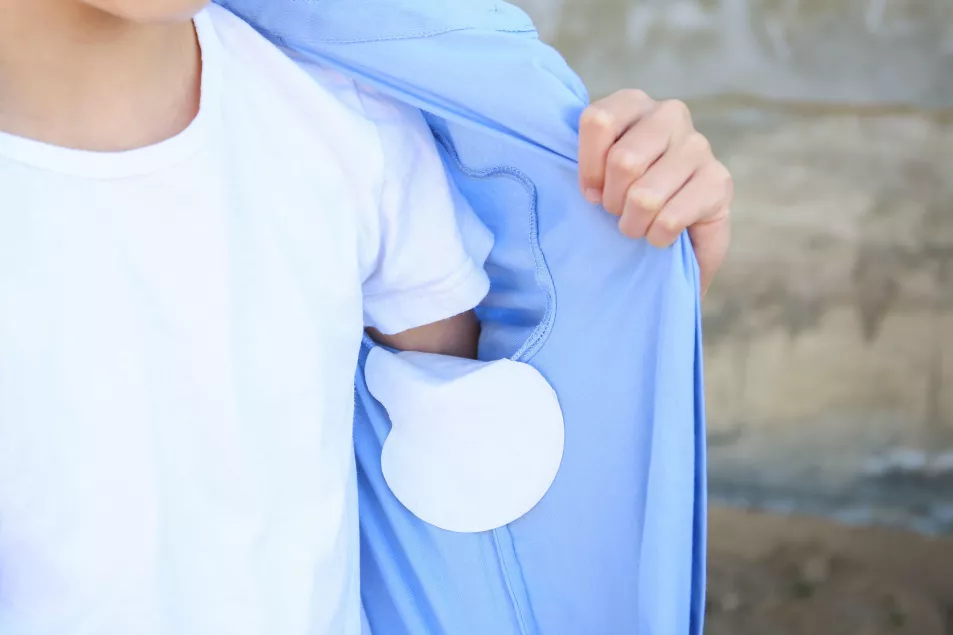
[218, 2, 708, 633]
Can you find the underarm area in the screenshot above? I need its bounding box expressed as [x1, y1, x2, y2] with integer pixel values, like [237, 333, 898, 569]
[366, 310, 480, 359]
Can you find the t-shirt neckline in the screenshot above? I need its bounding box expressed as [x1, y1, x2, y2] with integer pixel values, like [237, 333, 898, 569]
[0, 9, 222, 179]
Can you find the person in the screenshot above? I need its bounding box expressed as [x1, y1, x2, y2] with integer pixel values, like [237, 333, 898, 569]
[0, 1, 733, 634]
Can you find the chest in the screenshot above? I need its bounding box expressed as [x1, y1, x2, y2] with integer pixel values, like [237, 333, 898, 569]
[0, 138, 366, 435]
[0, 132, 370, 633]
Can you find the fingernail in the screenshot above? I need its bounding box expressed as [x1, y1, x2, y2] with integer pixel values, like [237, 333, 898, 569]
[584, 188, 602, 204]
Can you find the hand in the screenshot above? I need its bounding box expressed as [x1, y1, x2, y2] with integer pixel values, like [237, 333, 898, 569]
[577, 89, 732, 295]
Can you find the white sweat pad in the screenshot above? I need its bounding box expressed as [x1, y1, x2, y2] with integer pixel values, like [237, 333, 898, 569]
[364, 348, 565, 533]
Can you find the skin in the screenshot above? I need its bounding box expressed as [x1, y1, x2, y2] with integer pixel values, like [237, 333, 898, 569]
[0, 0, 204, 151]
[75, 0, 208, 22]
[368, 314, 480, 360]
[0, 0, 733, 358]
[578, 90, 733, 296]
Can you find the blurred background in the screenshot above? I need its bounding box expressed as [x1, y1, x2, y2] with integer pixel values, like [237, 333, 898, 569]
[511, 1, 953, 633]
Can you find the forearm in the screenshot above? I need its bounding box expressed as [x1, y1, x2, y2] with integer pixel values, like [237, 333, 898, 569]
[366, 310, 480, 359]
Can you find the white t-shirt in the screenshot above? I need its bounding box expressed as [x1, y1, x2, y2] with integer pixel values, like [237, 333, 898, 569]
[0, 6, 489, 635]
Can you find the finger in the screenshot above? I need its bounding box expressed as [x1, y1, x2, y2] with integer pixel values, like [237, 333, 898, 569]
[601, 122, 669, 217]
[690, 210, 731, 297]
[578, 89, 655, 203]
[602, 100, 695, 216]
[616, 134, 708, 239]
[643, 160, 732, 248]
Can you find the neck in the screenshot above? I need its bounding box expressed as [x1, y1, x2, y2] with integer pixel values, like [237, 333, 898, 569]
[0, 2, 201, 151]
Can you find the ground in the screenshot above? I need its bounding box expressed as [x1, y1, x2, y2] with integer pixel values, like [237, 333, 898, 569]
[707, 507, 953, 635]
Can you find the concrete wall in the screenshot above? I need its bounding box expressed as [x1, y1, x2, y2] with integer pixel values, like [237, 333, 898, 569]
[518, 0, 953, 106]
[512, 0, 953, 532]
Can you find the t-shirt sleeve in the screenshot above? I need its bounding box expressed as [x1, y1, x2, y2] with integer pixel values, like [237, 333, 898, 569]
[355, 87, 492, 336]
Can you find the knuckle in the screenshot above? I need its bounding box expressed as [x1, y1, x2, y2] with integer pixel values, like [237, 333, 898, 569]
[580, 106, 615, 131]
[660, 214, 682, 236]
[626, 188, 661, 213]
[661, 98, 692, 125]
[686, 131, 712, 155]
[712, 162, 734, 195]
[625, 188, 644, 210]
[608, 148, 642, 174]
[620, 88, 650, 104]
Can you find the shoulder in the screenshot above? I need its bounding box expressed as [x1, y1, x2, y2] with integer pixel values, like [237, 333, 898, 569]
[206, 4, 423, 132]
[284, 54, 447, 204]
[288, 54, 437, 163]
[202, 5, 364, 127]
[205, 4, 435, 169]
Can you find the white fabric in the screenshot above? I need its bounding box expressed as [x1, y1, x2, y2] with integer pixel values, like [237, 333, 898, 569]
[0, 6, 489, 635]
[365, 348, 564, 534]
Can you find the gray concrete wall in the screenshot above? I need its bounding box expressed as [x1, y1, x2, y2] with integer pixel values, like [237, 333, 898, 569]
[512, 0, 953, 533]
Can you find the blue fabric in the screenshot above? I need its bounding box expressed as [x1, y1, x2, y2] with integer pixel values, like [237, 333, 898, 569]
[216, 2, 708, 633]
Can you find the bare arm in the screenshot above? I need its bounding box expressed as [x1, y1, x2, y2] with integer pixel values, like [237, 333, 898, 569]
[367, 311, 480, 359]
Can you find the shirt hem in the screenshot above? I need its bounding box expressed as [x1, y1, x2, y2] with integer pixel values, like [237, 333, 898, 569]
[363, 262, 490, 336]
